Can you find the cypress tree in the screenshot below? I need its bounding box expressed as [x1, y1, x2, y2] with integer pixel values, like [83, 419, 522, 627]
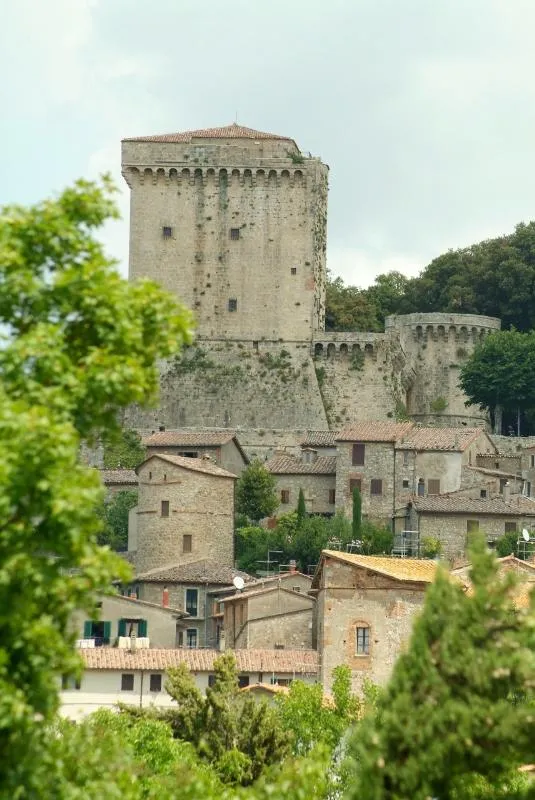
[297, 488, 307, 525]
[352, 486, 362, 537]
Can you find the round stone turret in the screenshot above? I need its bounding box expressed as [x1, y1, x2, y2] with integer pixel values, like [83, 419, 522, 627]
[386, 312, 501, 427]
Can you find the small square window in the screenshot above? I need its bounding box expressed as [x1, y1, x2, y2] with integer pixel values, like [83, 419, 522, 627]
[162, 226, 172, 238]
[402, 479, 409, 489]
[230, 228, 240, 240]
[183, 534, 192, 554]
[161, 500, 169, 518]
[356, 625, 370, 655]
[428, 479, 440, 495]
[121, 674, 134, 691]
[281, 489, 290, 504]
[480, 489, 487, 498]
[228, 298, 238, 312]
[349, 478, 362, 493]
[370, 479, 383, 496]
[291, 267, 297, 275]
[238, 675, 250, 688]
[505, 522, 517, 533]
[150, 674, 162, 693]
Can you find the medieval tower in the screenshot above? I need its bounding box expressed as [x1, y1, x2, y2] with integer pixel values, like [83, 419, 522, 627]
[121, 123, 500, 449]
[122, 123, 329, 342]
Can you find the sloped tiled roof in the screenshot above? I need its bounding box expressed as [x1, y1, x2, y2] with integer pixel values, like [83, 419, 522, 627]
[396, 427, 488, 452]
[300, 431, 338, 447]
[411, 494, 535, 516]
[265, 455, 336, 475]
[321, 551, 438, 583]
[143, 430, 236, 447]
[123, 123, 295, 144]
[136, 453, 237, 479]
[107, 593, 186, 617]
[465, 466, 521, 479]
[209, 571, 312, 596]
[81, 648, 318, 674]
[337, 422, 415, 443]
[135, 559, 253, 586]
[223, 585, 315, 604]
[99, 469, 138, 485]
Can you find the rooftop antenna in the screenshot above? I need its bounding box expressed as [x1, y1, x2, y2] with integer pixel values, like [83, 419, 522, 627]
[232, 576, 245, 592]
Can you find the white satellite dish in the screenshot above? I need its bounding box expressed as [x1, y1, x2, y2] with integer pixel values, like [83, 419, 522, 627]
[233, 576, 245, 591]
[522, 529, 530, 542]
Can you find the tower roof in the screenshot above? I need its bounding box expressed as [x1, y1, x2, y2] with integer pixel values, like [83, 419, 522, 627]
[123, 122, 297, 146]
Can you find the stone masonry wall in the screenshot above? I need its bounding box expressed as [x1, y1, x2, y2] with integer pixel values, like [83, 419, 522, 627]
[273, 472, 336, 516]
[335, 441, 396, 523]
[135, 458, 235, 573]
[418, 513, 528, 559]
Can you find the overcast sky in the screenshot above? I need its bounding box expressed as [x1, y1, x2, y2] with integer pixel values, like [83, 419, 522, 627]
[2, 0, 535, 287]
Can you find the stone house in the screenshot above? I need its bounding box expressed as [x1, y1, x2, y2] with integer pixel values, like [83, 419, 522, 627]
[60, 647, 319, 720]
[312, 550, 438, 692]
[395, 493, 535, 560]
[452, 553, 535, 584]
[265, 450, 336, 516]
[300, 431, 338, 457]
[143, 429, 248, 474]
[459, 465, 525, 497]
[521, 444, 535, 497]
[335, 421, 415, 523]
[130, 560, 253, 649]
[71, 594, 188, 650]
[222, 585, 314, 650]
[131, 453, 236, 573]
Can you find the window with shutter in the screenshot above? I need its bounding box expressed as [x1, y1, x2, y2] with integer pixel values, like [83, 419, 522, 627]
[370, 479, 383, 495]
[349, 478, 362, 492]
[352, 443, 365, 466]
[118, 619, 127, 637]
[83, 620, 92, 639]
[138, 619, 148, 637]
[427, 479, 440, 495]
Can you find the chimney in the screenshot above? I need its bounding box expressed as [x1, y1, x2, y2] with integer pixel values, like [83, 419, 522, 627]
[162, 586, 169, 608]
[503, 481, 511, 502]
[289, 559, 297, 573]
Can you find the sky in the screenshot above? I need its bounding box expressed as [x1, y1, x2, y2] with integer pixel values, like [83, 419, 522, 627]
[2, 0, 535, 288]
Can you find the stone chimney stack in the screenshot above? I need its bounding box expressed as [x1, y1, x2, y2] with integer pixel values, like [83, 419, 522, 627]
[162, 587, 169, 608]
[503, 481, 511, 502]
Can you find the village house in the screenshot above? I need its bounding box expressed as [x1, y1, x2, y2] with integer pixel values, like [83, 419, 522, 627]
[99, 468, 138, 493]
[142, 429, 248, 474]
[312, 550, 439, 692]
[60, 648, 319, 721]
[265, 449, 336, 516]
[300, 431, 338, 457]
[396, 492, 535, 560]
[72, 593, 188, 650]
[131, 453, 236, 573]
[222, 585, 315, 650]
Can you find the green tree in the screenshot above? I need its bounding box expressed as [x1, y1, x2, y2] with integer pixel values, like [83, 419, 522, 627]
[352, 486, 362, 537]
[459, 329, 535, 434]
[0, 176, 192, 797]
[363, 270, 410, 326]
[325, 275, 381, 332]
[495, 530, 519, 558]
[103, 428, 145, 469]
[236, 460, 279, 523]
[297, 487, 307, 525]
[346, 537, 535, 799]
[97, 489, 138, 551]
[156, 652, 290, 785]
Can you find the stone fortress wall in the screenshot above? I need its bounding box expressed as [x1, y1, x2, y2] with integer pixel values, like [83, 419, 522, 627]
[121, 125, 502, 452]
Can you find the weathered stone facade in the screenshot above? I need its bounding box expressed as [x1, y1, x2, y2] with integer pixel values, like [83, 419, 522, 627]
[313, 552, 435, 692]
[223, 586, 314, 650]
[134, 454, 235, 574]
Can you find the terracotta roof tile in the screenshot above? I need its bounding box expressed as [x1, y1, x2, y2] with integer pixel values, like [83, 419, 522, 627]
[81, 648, 318, 674]
[396, 427, 488, 452]
[465, 466, 521, 479]
[223, 585, 315, 604]
[135, 559, 253, 586]
[143, 430, 237, 447]
[411, 494, 535, 516]
[300, 431, 338, 447]
[137, 453, 237, 479]
[337, 422, 414, 443]
[322, 550, 439, 583]
[123, 123, 295, 144]
[99, 469, 138, 485]
[265, 455, 336, 475]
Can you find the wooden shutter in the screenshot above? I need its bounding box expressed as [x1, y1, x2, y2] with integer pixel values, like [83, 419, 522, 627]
[427, 479, 440, 495]
[84, 620, 92, 639]
[349, 478, 362, 492]
[103, 621, 111, 640]
[352, 443, 365, 466]
[118, 619, 127, 637]
[370, 479, 383, 495]
[138, 619, 148, 637]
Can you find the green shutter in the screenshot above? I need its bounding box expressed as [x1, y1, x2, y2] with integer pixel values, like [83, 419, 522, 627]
[103, 621, 111, 641]
[138, 619, 148, 638]
[118, 619, 127, 637]
[84, 621, 92, 639]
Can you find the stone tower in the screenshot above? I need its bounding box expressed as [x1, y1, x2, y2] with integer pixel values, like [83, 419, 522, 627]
[122, 123, 329, 341]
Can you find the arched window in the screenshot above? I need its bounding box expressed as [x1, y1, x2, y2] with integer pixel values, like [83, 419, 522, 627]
[355, 624, 370, 655]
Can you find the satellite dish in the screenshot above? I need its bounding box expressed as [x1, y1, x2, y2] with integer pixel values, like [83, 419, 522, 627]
[522, 529, 530, 542]
[233, 576, 245, 591]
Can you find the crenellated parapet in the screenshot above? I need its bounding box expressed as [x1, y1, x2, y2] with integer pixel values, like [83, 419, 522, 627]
[122, 165, 307, 189]
[385, 312, 500, 343]
[312, 332, 388, 360]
